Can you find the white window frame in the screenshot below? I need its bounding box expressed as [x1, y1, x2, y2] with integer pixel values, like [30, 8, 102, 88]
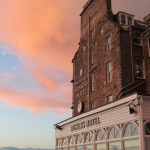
[106, 61, 112, 83]
[91, 73, 95, 91]
[107, 95, 113, 103]
[105, 35, 112, 51]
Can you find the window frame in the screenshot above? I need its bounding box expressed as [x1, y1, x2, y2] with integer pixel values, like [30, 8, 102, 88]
[105, 35, 112, 51]
[107, 95, 113, 103]
[134, 57, 145, 79]
[106, 61, 112, 83]
[133, 31, 142, 45]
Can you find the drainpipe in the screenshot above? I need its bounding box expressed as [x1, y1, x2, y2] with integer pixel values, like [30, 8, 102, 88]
[88, 17, 90, 110]
[116, 25, 134, 99]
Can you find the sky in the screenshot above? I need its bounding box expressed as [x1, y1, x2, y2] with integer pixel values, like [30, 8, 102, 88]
[0, 0, 149, 149]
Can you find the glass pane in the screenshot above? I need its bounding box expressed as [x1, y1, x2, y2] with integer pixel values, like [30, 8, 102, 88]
[70, 147, 75, 150]
[85, 132, 93, 143]
[85, 144, 93, 150]
[109, 141, 121, 150]
[77, 134, 83, 144]
[124, 139, 140, 150]
[109, 126, 120, 139]
[62, 148, 67, 150]
[124, 123, 139, 137]
[96, 129, 106, 141]
[145, 122, 150, 135]
[77, 146, 83, 150]
[97, 143, 106, 150]
[145, 139, 150, 150]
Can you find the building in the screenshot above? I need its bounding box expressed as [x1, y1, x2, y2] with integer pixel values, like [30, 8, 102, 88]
[54, 0, 150, 149]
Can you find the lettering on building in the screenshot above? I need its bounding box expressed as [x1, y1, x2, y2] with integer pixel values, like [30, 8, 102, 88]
[71, 117, 100, 131]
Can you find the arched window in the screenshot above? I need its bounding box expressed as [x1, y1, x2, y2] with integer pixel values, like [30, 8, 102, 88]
[108, 126, 121, 150]
[124, 122, 139, 137]
[123, 122, 139, 150]
[96, 129, 106, 141]
[69, 136, 75, 146]
[56, 138, 62, 147]
[62, 138, 67, 147]
[76, 134, 84, 150]
[109, 126, 120, 139]
[76, 133, 83, 144]
[69, 136, 75, 150]
[85, 132, 93, 150]
[145, 122, 150, 135]
[96, 129, 106, 150]
[85, 131, 93, 143]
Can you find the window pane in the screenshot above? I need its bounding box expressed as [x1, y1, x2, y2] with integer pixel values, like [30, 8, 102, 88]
[77, 134, 83, 144]
[145, 122, 150, 135]
[62, 148, 67, 150]
[85, 132, 93, 143]
[85, 144, 93, 150]
[109, 126, 120, 139]
[96, 129, 106, 141]
[106, 35, 112, 51]
[97, 143, 106, 150]
[77, 146, 83, 150]
[109, 141, 121, 150]
[70, 147, 75, 150]
[135, 59, 144, 78]
[124, 123, 139, 137]
[124, 139, 140, 150]
[121, 14, 126, 24]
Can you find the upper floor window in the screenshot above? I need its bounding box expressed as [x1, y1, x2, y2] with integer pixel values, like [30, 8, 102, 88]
[106, 35, 112, 51]
[148, 37, 150, 56]
[90, 102, 95, 110]
[128, 16, 133, 25]
[135, 58, 144, 78]
[80, 69, 83, 76]
[121, 14, 126, 24]
[106, 61, 112, 83]
[107, 95, 113, 103]
[118, 12, 134, 25]
[91, 73, 95, 91]
[133, 31, 142, 45]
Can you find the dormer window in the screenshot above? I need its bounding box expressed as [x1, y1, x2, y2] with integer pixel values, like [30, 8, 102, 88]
[121, 14, 126, 24]
[118, 12, 134, 26]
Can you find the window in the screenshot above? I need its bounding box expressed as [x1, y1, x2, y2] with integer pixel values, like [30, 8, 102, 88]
[76, 134, 83, 144]
[91, 73, 95, 91]
[128, 16, 133, 25]
[90, 102, 95, 110]
[69, 136, 75, 146]
[85, 132, 93, 143]
[124, 122, 139, 137]
[133, 31, 142, 45]
[107, 95, 113, 103]
[62, 138, 67, 147]
[106, 61, 112, 83]
[56, 138, 62, 147]
[121, 14, 126, 24]
[80, 69, 83, 76]
[106, 35, 112, 51]
[109, 126, 120, 139]
[135, 58, 144, 78]
[96, 129, 106, 141]
[148, 37, 150, 56]
[123, 122, 139, 150]
[145, 122, 150, 135]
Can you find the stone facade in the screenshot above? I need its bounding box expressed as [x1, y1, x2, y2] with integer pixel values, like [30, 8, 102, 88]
[71, 0, 150, 117]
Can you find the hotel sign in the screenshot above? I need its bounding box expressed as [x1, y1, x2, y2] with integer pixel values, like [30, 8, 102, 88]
[71, 117, 100, 131]
[75, 76, 88, 98]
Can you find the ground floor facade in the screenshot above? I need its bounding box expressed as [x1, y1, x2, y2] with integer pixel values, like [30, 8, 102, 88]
[55, 93, 150, 150]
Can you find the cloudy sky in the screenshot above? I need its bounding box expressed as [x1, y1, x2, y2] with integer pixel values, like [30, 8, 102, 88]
[0, 0, 149, 149]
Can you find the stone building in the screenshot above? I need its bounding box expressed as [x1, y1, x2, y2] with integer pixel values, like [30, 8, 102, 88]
[54, 0, 150, 149]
